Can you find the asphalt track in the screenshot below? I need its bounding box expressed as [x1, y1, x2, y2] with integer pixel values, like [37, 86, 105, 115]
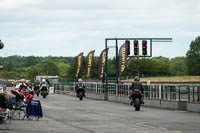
[1, 93, 200, 133]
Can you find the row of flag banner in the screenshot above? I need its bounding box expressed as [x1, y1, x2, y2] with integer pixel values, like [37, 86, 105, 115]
[75, 44, 128, 79]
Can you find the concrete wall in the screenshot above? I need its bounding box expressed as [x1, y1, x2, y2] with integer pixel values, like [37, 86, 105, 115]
[187, 102, 200, 113]
[160, 100, 179, 110]
[144, 99, 161, 108]
[87, 93, 97, 99]
[109, 96, 130, 104]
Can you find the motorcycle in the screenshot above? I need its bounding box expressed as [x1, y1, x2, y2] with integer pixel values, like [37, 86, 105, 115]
[21, 91, 34, 104]
[131, 89, 143, 111]
[76, 86, 85, 101]
[11, 88, 25, 103]
[11, 88, 34, 104]
[34, 85, 40, 97]
[40, 85, 48, 98]
[78, 90, 84, 100]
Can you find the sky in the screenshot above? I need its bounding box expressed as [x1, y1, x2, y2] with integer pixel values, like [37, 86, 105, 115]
[0, 0, 200, 58]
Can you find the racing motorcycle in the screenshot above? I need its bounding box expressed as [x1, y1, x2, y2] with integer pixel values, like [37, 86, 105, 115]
[34, 84, 40, 97]
[11, 88, 34, 104]
[40, 85, 48, 98]
[76, 85, 85, 101]
[131, 89, 143, 111]
[78, 90, 84, 100]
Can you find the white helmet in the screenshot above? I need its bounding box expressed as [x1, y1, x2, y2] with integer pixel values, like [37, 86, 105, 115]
[134, 76, 140, 81]
[42, 79, 46, 82]
[78, 79, 82, 82]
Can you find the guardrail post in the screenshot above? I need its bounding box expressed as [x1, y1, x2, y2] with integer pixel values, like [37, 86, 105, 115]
[188, 86, 190, 102]
[165, 86, 168, 100]
[159, 85, 161, 99]
[179, 86, 181, 101]
[198, 87, 200, 101]
[193, 86, 194, 102]
[116, 83, 118, 96]
[127, 84, 129, 97]
[169, 86, 173, 100]
[62, 85, 64, 94]
[174, 86, 177, 101]
[150, 85, 152, 99]
[96, 82, 98, 95]
[104, 83, 109, 101]
[74, 82, 76, 95]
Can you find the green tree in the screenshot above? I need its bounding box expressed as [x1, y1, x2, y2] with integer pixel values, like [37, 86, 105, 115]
[27, 66, 42, 82]
[66, 57, 76, 81]
[151, 56, 171, 76]
[121, 56, 171, 78]
[0, 71, 20, 79]
[41, 60, 59, 76]
[186, 36, 200, 75]
[24, 56, 40, 67]
[140, 58, 156, 77]
[170, 57, 187, 76]
[57, 62, 70, 82]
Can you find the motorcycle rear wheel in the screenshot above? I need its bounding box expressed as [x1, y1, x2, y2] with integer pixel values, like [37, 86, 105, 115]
[134, 98, 140, 111]
[79, 96, 83, 100]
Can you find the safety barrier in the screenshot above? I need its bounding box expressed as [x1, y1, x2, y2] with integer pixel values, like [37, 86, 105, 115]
[53, 82, 200, 102]
[53, 82, 200, 112]
[53, 83, 73, 95]
[85, 82, 200, 102]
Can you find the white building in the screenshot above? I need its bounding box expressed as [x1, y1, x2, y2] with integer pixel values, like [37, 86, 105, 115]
[35, 76, 59, 84]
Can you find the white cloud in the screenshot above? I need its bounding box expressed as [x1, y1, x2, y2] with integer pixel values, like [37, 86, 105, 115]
[0, 0, 44, 9]
[0, 0, 200, 57]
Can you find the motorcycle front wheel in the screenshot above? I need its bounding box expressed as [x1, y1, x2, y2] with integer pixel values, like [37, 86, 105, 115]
[79, 92, 83, 100]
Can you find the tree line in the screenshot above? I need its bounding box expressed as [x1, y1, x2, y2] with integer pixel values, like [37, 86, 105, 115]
[0, 36, 200, 82]
[0, 56, 73, 82]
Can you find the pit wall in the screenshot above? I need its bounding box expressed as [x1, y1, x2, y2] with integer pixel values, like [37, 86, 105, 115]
[69, 91, 200, 113]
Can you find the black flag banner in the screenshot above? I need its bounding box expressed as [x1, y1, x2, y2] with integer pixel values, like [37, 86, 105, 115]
[86, 50, 95, 78]
[98, 48, 108, 79]
[75, 52, 83, 78]
[119, 43, 127, 75]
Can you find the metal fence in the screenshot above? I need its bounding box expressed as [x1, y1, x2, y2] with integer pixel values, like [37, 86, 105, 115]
[53, 83, 74, 94]
[53, 82, 200, 102]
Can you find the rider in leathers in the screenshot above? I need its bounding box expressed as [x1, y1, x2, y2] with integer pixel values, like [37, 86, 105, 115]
[40, 79, 49, 92]
[129, 76, 144, 105]
[19, 79, 32, 92]
[75, 79, 85, 97]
